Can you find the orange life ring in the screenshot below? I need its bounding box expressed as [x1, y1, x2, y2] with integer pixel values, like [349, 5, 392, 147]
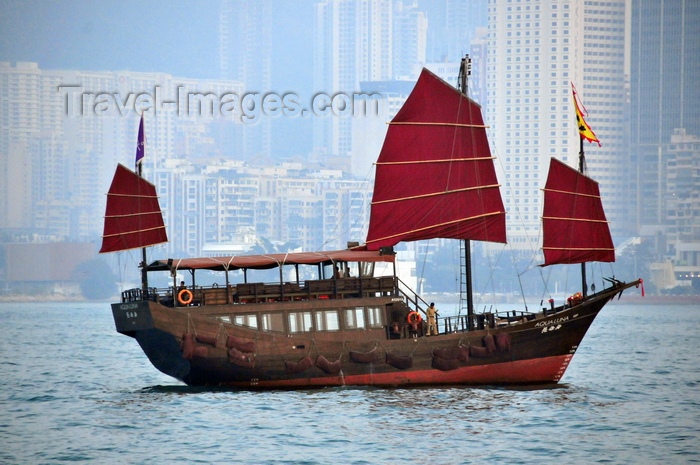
[178, 289, 193, 305]
[407, 311, 422, 325]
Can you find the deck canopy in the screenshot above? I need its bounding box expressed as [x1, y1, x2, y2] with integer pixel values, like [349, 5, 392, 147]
[146, 249, 395, 272]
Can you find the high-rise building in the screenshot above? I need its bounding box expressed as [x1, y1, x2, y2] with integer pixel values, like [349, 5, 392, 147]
[219, 0, 272, 160]
[629, 0, 700, 289]
[664, 129, 700, 286]
[0, 62, 43, 231]
[629, 0, 700, 232]
[151, 159, 372, 256]
[314, 0, 394, 159]
[0, 61, 374, 264]
[420, 0, 488, 62]
[393, 1, 428, 78]
[485, 0, 628, 250]
[314, 0, 428, 160]
[0, 62, 243, 240]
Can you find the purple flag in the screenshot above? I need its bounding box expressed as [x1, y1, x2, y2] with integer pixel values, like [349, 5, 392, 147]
[135, 115, 145, 167]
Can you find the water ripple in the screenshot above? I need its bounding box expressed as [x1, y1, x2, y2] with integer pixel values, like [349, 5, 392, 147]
[1, 302, 699, 464]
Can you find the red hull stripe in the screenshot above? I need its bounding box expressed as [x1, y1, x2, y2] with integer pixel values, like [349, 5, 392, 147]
[224, 355, 572, 389]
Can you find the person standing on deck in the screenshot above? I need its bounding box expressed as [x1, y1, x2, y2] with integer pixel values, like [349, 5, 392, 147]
[427, 302, 439, 336]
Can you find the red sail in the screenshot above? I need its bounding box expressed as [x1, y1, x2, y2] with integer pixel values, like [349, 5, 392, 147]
[542, 158, 614, 265]
[365, 69, 506, 250]
[99, 164, 168, 253]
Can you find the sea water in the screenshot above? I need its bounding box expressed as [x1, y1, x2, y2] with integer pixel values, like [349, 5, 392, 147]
[0, 301, 698, 464]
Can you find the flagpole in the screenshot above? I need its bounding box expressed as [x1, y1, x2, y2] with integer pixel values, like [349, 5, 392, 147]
[572, 82, 600, 298]
[579, 136, 587, 298]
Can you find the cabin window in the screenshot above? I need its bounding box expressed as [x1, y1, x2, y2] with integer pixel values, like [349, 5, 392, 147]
[344, 307, 365, 330]
[366, 306, 383, 328]
[315, 310, 340, 331]
[288, 311, 313, 333]
[261, 312, 285, 332]
[234, 314, 258, 329]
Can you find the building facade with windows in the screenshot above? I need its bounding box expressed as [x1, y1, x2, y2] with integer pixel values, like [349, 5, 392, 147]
[485, 0, 628, 250]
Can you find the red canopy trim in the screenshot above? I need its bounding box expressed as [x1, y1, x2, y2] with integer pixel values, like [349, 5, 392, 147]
[147, 249, 395, 272]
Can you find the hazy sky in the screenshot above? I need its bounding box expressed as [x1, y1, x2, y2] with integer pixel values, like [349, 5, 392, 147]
[0, 0, 316, 91]
[0, 0, 323, 155]
[0, 0, 489, 158]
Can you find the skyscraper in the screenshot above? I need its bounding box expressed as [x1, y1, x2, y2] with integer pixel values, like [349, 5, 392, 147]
[393, 1, 429, 78]
[485, 0, 628, 250]
[419, 0, 488, 63]
[219, 0, 273, 159]
[314, 0, 395, 159]
[314, 0, 429, 163]
[0, 62, 243, 240]
[629, 0, 700, 231]
[630, 0, 700, 288]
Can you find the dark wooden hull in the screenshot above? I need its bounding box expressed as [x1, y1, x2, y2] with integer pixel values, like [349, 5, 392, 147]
[112, 282, 637, 389]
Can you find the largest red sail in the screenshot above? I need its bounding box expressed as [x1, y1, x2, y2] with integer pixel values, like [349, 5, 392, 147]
[542, 158, 614, 265]
[99, 164, 168, 253]
[365, 69, 506, 250]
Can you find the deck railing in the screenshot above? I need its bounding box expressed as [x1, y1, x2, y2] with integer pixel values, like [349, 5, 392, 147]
[120, 276, 399, 306]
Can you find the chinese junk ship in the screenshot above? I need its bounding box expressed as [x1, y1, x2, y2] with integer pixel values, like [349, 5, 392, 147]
[102, 63, 641, 389]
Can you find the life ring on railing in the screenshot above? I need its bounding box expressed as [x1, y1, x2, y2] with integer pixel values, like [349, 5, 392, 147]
[567, 292, 583, 305]
[407, 311, 422, 325]
[178, 289, 193, 305]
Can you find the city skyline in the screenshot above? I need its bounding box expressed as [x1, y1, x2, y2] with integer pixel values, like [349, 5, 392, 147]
[0, 0, 698, 292]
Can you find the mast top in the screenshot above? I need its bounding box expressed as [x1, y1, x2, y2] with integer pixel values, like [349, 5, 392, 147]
[458, 55, 471, 96]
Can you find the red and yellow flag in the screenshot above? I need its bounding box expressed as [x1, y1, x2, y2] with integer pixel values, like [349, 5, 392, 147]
[571, 83, 601, 147]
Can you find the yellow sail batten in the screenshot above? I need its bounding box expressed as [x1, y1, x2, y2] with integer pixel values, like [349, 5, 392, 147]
[375, 157, 495, 166]
[388, 121, 489, 128]
[372, 184, 501, 205]
[365, 211, 504, 245]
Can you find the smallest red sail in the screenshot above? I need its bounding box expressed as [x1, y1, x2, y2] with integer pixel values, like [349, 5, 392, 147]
[99, 164, 168, 253]
[542, 158, 614, 266]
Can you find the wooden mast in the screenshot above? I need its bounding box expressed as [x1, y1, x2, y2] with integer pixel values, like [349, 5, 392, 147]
[458, 55, 475, 330]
